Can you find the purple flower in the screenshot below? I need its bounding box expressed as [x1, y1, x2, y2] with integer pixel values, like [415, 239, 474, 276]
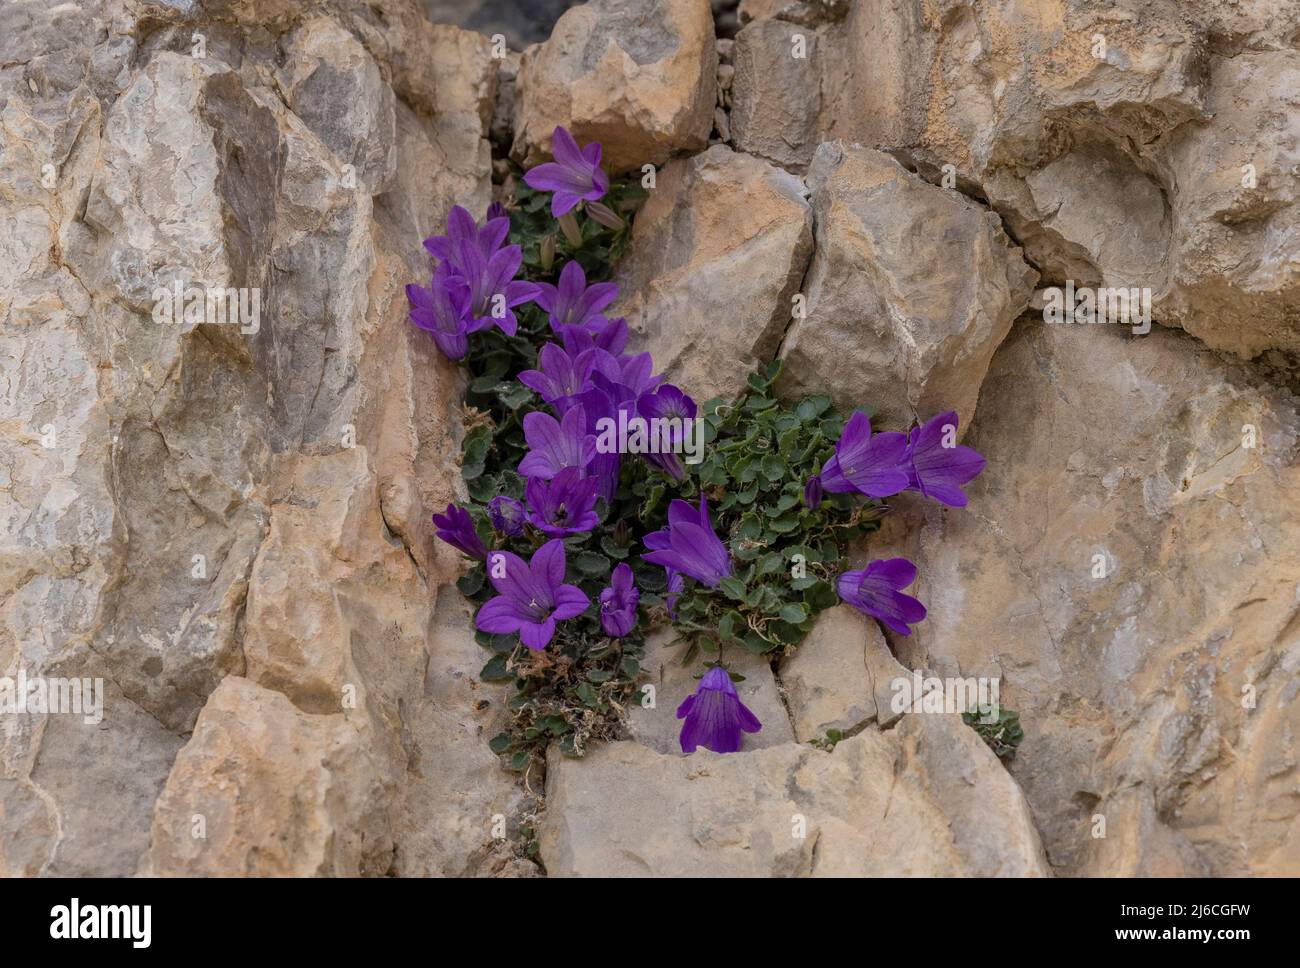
[616, 351, 661, 397]
[904, 411, 987, 508]
[488, 495, 525, 537]
[517, 405, 597, 480]
[524, 467, 600, 537]
[599, 562, 639, 638]
[837, 558, 927, 636]
[476, 539, 590, 651]
[637, 383, 697, 480]
[804, 474, 824, 509]
[535, 260, 619, 333]
[557, 316, 629, 355]
[432, 503, 487, 561]
[665, 570, 684, 619]
[453, 238, 539, 337]
[522, 126, 610, 217]
[485, 200, 508, 222]
[423, 204, 510, 266]
[819, 411, 909, 499]
[406, 271, 470, 360]
[517, 342, 602, 412]
[572, 372, 637, 503]
[641, 495, 732, 588]
[676, 666, 762, 754]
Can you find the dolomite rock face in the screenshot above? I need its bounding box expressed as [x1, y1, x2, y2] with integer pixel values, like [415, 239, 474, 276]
[512, 0, 718, 173]
[3, 0, 1298, 881]
[868, 320, 1300, 876]
[730, 0, 1300, 359]
[145, 676, 391, 877]
[540, 711, 1050, 877]
[615, 144, 813, 403]
[0, 0, 517, 877]
[776, 143, 1036, 430]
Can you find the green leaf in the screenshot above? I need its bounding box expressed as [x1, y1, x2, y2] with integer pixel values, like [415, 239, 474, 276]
[719, 577, 748, 601]
[600, 535, 629, 559]
[574, 551, 612, 578]
[761, 454, 786, 481]
[779, 602, 809, 624]
[488, 732, 511, 754]
[456, 567, 485, 597]
[479, 654, 512, 683]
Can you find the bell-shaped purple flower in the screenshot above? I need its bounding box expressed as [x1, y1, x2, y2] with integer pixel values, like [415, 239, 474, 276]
[664, 569, 684, 620]
[557, 316, 629, 355]
[517, 405, 597, 480]
[432, 503, 487, 561]
[487, 495, 525, 537]
[524, 467, 600, 537]
[535, 260, 619, 333]
[904, 411, 987, 508]
[820, 411, 909, 498]
[837, 558, 927, 636]
[406, 271, 470, 361]
[454, 238, 539, 337]
[424, 204, 510, 266]
[517, 342, 602, 413]
[598, 562, 639, 638]
[475, 539, 590, 651]
[641, 495, 731, 588]
[572, 371, 636, 503]
[804, 474, 824, 509]
[637, 383, 697, 480]
[522, 126, 610, 217]
[676, 666, 762, 754]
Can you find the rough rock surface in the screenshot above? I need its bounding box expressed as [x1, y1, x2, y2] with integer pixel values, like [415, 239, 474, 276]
[616, 144, 813, 403]
[512, 0, 718, 173]
[540, 711, 1049, 877]
[4, 0, 1298, 881]
[780, 604, 909, 741]
[777, 143, 1036, 429]
[0, 0, 516, 877]
[869, 319, 1300, 876]
[730, 0, 1300, 360]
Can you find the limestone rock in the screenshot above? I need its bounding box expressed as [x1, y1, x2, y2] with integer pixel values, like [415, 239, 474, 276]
[870, 319, 1300, 875]
[145, 677, 390, 876]
[627, 627, 795, 753]
[777, 143, 1036, 429]
[512, 0, 718, 173]
[616, 144, 813, 403]
[1155, 49, 1300, 358]
[540, 712, 1049, 876]
[0, 0, 512, 877]
[780, 604, 909, 741]
[729, 19, 823, 172]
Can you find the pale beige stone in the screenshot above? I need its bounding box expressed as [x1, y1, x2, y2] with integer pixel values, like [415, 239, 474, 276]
[512, 0, 717, 173]
[780, 604, 910, 741]
[616, 144, 813, 403]
[540, 712, 1049, 877]
[777, 142, 1036, 430]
